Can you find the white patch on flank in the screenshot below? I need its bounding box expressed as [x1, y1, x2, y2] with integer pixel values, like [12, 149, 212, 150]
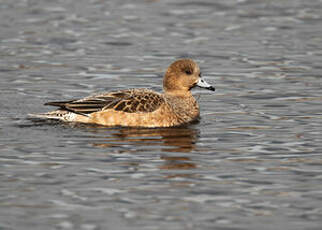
[66, 112, 77, 121]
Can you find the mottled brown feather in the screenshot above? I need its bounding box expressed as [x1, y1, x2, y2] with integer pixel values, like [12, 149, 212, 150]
[45, 89, 164, 115]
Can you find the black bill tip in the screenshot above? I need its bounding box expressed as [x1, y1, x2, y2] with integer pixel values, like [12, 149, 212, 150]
[207, 86, 216, 91]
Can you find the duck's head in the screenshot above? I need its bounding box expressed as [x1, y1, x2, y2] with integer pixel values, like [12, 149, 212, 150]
[163, 59, 215, 94]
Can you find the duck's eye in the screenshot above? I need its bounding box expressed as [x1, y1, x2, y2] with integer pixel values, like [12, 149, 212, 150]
[185, 70, 192, 75]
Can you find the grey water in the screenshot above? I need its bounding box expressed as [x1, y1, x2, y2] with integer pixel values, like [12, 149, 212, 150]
[1, 0, 322, 229]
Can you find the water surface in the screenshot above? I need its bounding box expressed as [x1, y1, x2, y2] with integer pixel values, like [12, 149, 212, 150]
[1, 0, 322, 229]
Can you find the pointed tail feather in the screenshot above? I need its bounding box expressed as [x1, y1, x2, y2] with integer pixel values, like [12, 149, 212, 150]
[44, 101, 73, 107]
[28, 110, 70, 120]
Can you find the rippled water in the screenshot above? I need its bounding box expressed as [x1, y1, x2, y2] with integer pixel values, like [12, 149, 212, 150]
[1, 0, 322, 229]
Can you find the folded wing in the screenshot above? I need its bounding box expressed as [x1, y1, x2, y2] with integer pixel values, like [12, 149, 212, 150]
[45, 89, 164, 116]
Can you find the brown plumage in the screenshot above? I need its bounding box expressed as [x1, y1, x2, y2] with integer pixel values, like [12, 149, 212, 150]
[30, 59, 215, 127]
[44, 89, 164, 115]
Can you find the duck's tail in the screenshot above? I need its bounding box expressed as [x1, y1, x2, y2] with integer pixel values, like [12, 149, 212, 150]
[28, 110, 71, 120]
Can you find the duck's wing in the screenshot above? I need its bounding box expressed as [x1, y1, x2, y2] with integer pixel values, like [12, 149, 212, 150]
[45, 89, 164, 116]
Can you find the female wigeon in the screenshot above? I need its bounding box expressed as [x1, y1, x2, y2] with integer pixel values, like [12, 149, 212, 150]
[32, 59, 215, 127]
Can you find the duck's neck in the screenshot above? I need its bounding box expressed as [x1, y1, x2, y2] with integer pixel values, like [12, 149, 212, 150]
[164, 90, 199, 123]
[164, 89, 193, 98]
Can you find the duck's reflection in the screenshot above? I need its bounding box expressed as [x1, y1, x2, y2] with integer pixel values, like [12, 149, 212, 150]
[29, 118, 200, 174]
[90, 126, 199, 153]
[84, 125, 200, 172]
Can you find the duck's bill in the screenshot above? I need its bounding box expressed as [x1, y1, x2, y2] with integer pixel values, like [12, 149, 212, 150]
[196, 78, 215, 91]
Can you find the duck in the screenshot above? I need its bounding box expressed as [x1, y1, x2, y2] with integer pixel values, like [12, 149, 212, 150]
[31, 59, 215, 127]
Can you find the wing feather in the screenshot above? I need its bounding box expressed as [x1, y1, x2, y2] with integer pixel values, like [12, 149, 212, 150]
[45, 89, 164, 115]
